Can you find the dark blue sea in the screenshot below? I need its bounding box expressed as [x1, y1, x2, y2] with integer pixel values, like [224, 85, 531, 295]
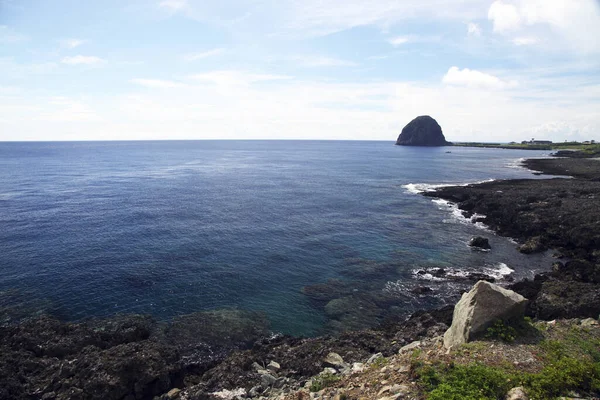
[0, 141, 555, 336]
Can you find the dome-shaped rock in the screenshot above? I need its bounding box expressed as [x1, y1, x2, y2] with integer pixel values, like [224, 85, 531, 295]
[396, 115, 450, 146]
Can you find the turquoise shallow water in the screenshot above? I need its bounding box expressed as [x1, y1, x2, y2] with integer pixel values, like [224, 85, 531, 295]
[0, 141, 555, 336]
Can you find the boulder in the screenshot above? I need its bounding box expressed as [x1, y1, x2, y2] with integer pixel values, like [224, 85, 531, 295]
[443, 281, 528, 348]
[395, 115, 450, 146]
[469, 236, 491, 250]
[323, 352, 347, 369]
[505, 386, 528, 400]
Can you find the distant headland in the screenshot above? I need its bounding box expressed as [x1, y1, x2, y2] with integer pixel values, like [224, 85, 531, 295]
[395, 115, 451, 146]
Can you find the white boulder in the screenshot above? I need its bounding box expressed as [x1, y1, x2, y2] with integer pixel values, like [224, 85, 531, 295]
[444, 280, 527, 349]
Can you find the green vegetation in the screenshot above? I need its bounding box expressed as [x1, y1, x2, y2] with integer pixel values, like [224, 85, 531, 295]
[485, 317, 538, 343]
[412, 323, 600, 399]
[369, 356, 389, 369]
[309, 372, 340, 392]
[452, 141, 600, 155]
[485, 319, 517, 343]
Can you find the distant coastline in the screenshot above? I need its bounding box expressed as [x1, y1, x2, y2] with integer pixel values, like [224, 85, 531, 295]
[452, 140, 600, 156]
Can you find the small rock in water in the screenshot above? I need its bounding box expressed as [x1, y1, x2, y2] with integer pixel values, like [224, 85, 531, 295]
[166, 388, 181, 399]
[469, 236, 491, 250]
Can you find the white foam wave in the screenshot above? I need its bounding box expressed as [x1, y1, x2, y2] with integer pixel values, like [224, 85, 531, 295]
[506, 157, 527, 170]
[402, 179, 495, 195]
[483, 263, 514, 279]
[431, 199, 492, 232]
[412, 263, 514, 283]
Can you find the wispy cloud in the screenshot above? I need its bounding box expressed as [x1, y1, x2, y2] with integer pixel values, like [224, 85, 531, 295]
[61, 38, 86, 48]
[130, 78, 187, 89]
[0, 25, 27, 44]
[442, 66, 518, 89]
[388, 36, 411, 46]
[61, 55, 106, 65]
[467, 22, 481, 37]
[512, 37, 539, 46]
[188, 70, 293, 86]
[182, 48, 226, 61]
[159, 0, 187, 12]
[291, 55, 357, 67]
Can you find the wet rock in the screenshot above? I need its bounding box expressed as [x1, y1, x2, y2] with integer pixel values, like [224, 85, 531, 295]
[518, 236, 546, 254]
[444, 281, 528, 348]
[411, 286, 433, 295]
[165, 309, 270, 350]
[301, 279, 355, 304]
[469, 236, 491, 250]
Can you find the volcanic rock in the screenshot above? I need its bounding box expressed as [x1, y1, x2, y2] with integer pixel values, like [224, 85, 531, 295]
[395, 116, 450, 146]
[469, 236, 491, 250]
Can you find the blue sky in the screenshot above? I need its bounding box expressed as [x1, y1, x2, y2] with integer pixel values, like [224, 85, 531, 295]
[1, 0, 599, 141]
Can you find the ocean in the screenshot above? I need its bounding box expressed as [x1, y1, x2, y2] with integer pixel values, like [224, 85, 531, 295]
[0, 141, 555, 336]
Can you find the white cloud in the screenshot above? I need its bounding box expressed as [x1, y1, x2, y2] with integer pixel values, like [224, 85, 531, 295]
[291, 55, 357, 67]
[61, 38, 86, 48]
[3, 68, 600, 142]
[61, 55, 106, 65]
[467, 22, 481, 36]
[442, 66, 518, 89]
[512, 36, 538, 45]
[130, 79, 187, 89]
[488, 1, 521, 32]
[182, 48, 225, 61]
[488, 0, 600, 53]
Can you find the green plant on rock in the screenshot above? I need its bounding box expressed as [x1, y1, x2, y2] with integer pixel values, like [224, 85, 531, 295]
[309, 372, 340, 392]
[485, 319, 517, 343]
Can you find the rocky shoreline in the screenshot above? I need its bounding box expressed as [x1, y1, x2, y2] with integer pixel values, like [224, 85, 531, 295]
[424, 156, 600, 321]
[2, 154, 600, 400]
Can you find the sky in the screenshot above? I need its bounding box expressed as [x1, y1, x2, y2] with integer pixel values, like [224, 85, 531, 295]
[1, 0, 599, 142]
